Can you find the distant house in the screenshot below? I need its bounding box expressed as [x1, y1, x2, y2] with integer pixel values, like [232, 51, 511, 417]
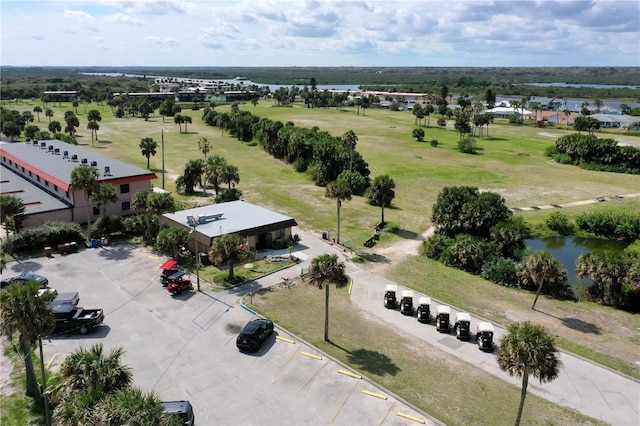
[590, 114, 638, 129]
[486, 106, 532, 119]
[162, 200, 298, 253]
[42, 91, 78, 103]
[0, 140, 156, 227]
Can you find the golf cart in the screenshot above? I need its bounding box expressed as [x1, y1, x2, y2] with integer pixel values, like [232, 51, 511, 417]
[384, 285, 398, 308]
[476, 322, 495, 351]
[160, 260, 181, 286]
[416, 297, 431, 323]
[435, 305, 451, 332]
[454, 312, 472, 340]
[400, 290, 414, 315]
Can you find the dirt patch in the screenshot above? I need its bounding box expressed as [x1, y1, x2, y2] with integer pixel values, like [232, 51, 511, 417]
[0, 340, 16, 396]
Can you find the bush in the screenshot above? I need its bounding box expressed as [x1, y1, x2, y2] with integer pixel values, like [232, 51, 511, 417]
[457, 136, 476, 154]
[6, 221, 84, 254]
[430, 139, 438, 147]
[576, 211, 640, 242]
[92, 216, 126, 238]
[420, 233, 453, 259]
[293, 157, 308, 172]
[442, 234, 499, 274]
[545, 212, 574, 236]
[337, 170, 368, 196]
[481, 256, 519, 287]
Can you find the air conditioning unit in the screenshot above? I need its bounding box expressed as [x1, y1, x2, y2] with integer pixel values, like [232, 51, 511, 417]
[54, 148, 60, 155]
[90, 161, 97, 167]
[71, 154, 78, 161]
[104, 166, 111, 176]
[63, 151, 69, 158]
[40, 142, 47, 149]
[48, 145, 54, 152]
[81, 158, 88, 165]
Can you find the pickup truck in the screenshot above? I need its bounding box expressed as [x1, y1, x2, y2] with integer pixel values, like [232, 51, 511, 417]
[53, 307, 104, 335]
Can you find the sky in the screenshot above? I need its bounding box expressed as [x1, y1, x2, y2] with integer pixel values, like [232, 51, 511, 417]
[1, 0, 639, 67]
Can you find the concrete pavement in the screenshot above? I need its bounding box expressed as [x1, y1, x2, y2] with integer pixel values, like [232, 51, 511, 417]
[278, 228, 640, 426]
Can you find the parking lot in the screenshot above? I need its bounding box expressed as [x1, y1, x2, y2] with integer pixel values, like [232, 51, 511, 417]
[2, 242, 435, 425]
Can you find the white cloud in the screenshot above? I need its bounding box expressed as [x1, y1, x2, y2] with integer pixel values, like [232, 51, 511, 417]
[144, 36, 178, 49]
[64, 10, 96, 23]
[29, 34, 45, 41]
[118, 0, 193, 15]
[106, 13, 143, 26]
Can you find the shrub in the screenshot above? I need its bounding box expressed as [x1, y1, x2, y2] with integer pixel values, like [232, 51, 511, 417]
[420, 233, 453, 259]
[481, 256, 519, 287]
[6, 221, 84, 254]
[430, 139, 438, 147]
[457, 136, 476, 154]
[576, 211, 640, 242]
[337, 170, 368, 196]
[92, 216, 126, 238]
[545, 212, 574, 236]
[442, 234, 499, 274]
[293, 157, 308, 172]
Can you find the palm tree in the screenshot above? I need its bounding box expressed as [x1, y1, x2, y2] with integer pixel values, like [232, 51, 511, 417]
[366, 175, 396, 225]
[45, 108, 54, 122]
[497, 321, 560, 426]
[197, 137, 211, 160]
[220, 163, 240, 189]
[519, 251, 567, 309]
[33, 105, 42, 121]
[54, 344, 133, 425]
[341, 130, 358, 172]
[174, 114, 184, 133]
[49, 120, 62, 134]
[0, 194, 26, 251]
[139, 137, 158, 169]
[70, 166, 99, 240]
[183, 115, 192, 133]
[325, 179, 352, 244]
[308, 254, 348, 342]
[209, 233, 252, 282]
[0, 282, 55, 405]
[204, 155, 227, 194]
[92, 387, 164, 426]
[147, 192, 177, 235]
[563, 109, 571, 127]
[90, 184, 118, 217]
[87, 121, 100, 145]
[156, 227, 190, 260]
[131, 190, 152, 243]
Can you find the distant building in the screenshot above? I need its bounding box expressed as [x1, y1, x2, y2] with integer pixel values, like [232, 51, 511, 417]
[162, 201, 298, 253]
[0, 140, 156, 227]
[42, 91, 78, 102]
[590, 114, 638, 129]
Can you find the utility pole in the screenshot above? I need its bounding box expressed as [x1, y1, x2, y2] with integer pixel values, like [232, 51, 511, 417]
[161, 129, 165, 189]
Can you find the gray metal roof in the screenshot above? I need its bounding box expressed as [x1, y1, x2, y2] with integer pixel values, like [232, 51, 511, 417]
[0, 163, 70, 214]
[163, 200, 297, 239]
[0, 140, 156, 189]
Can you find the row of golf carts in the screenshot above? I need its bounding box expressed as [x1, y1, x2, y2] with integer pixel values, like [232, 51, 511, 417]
[384, 285, 494, 351]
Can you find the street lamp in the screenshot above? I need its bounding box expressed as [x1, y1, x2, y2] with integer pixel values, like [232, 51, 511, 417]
[192, 215, 201, 292]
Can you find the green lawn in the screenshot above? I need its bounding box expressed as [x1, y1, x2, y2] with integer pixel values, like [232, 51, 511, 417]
[4, 99, 639, 424]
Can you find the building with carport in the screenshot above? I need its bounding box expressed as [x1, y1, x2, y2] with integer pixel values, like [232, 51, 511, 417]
[162, 200, 297, 254]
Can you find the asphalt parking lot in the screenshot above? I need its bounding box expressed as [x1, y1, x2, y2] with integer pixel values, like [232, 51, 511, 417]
[1, 241, 435, 425]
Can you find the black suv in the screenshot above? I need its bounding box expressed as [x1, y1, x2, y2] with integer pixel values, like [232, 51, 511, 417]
[236, 318, 274, 352]
[161, 400, 194, 426]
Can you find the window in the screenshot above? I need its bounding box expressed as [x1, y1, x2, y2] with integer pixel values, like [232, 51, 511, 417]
[29, 171, 32, 177]
[37, 176, 40, 182]
[93, 207, 100, 216]
[122, 201, 131, 211]
[54, 185, 58, 191]
[120, 184, 130, 194]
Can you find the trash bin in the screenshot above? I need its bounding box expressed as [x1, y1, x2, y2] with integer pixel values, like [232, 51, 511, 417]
[44, 247, 52, 257]
[199, 252, 210, 266]
[91, 238, 99, 248]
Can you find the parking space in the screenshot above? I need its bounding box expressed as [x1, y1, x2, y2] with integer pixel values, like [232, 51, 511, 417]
[1, 242, 435, 425]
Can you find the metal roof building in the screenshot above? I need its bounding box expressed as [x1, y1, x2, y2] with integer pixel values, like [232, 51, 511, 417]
[162, 200, 298, 252]
[1, 140, 156, 227]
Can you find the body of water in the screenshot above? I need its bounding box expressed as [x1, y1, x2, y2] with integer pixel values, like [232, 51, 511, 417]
[522, 82, 638, 90]
[525, 237, 628, 285]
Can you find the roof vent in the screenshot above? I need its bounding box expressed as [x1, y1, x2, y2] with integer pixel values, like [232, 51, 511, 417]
[81, 158, 88, 165]
[71, 154, 78, 162]
[90, 161, 97, 167]
[63, 151, 69, 158]
[104, 166, 111, 176]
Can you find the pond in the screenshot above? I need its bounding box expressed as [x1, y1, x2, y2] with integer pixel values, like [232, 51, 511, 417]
[525, 237, 628, 285]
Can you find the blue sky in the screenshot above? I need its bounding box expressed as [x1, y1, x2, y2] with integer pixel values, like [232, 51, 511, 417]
[1, 0, 639, 67]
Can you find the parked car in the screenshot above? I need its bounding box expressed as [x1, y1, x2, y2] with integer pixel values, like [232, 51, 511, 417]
[236, 318, 274, 352]
[1, 273, 49, 289]
[161, 400, 195, 426]
[454, 312, 472, 340]
[416, 297, 431, 323]
[384, 284, 397, 308]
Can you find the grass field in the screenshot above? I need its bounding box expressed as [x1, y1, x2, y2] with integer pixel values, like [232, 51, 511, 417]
[3, 99, 640, 422]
